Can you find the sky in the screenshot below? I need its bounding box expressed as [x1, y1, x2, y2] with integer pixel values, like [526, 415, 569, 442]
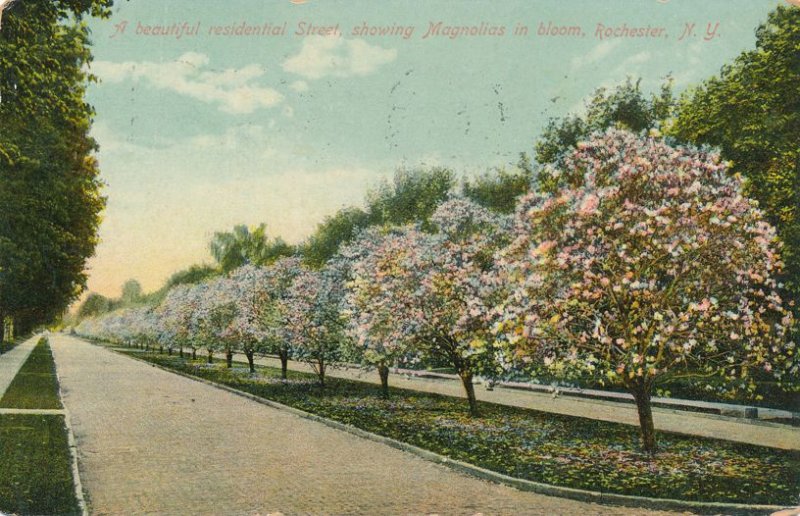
[82, 0, 787, 299]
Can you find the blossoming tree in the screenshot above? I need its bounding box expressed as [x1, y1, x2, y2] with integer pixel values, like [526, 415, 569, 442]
[227, 265, 277, 373]
[262, 257, 303, 379]
[199, 276, 239, 367]
[348, 199, 510, 414]
[155, 285, 198, 357]
[283, 266, 346, 387]
[497, 130, 797, 453]
[344, 227, 418, 397]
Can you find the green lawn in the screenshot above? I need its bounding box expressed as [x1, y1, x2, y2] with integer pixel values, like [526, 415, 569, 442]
[0, 337, 63, 409]
[0, 414, 79, 515]
[123, 349, 800, 505]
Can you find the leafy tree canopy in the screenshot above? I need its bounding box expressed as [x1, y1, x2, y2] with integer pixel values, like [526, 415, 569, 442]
[670, 5, 800, 301]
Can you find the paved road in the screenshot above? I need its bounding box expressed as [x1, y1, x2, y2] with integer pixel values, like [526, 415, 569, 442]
[50, 335, 679, 515]
[0, 334, 39, 399]
[217, 352, 799, 451]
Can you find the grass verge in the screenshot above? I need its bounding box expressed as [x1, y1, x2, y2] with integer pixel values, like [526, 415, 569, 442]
[0, 337, 63, 409]
[0, 414, 79, 515]
[122, 349, 800, 505]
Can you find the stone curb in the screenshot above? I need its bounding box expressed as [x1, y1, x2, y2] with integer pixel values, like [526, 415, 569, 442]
[114, 348, 791, 516]
[51, 336, 90, 516]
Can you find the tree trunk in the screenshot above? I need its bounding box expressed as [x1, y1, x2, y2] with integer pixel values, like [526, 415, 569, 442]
[279, 349, 289, 379]
[192, 347, 197, 360]
[246, 351, 255, 373]
[168, 347, 172, 356]
[317, 358, 326, 388]
[160, 345, 164, 354]
[632, 385, 657, 455]
[378, 364, 390, 398]
[179, 347, 184, 358]
[0, 310, 5, 355]
[226, 349, 233, 368]
[207, 350, 213, 364]
[459, 371, 479, 416]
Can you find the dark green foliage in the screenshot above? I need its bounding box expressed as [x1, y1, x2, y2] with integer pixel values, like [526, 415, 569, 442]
[210, 223, 296, 273]
[302, 207, 371, 268]
[671, 5, 800, 303]
[120, 279, 143, 304]
[301, 167, 455, 266]
[0, 0, 112, 334]
[130, 350, 800, 505]
[76, 293, 113, 319]
[463, 153, 534, 214]
[163, 265, 220, 289]
[534, 77, 675, 191]
[0, 337, 62, 409]
[366, 167, 455, 229]
[0, 415, 79, 515]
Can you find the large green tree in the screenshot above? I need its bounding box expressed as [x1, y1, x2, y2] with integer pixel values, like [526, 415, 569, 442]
[0, 0, 111, 339]
[534, 77, 675, 192]
[209, 224, 294, 273]
[670, 5, 800, 304]
[366, 167, 455, 229]
[302, 207, 371, 269]
[302, 167, 455, 268]
[463, 153, 534, 214]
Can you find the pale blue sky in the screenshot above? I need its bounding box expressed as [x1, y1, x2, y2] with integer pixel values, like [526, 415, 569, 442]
[83, 0, 786, 297]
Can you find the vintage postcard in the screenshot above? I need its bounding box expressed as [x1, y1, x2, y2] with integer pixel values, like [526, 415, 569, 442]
[0, 0, 798, 514]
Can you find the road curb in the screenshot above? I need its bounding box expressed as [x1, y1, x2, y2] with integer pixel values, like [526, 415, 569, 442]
[113, 348, 791, 516]
[51, 336, 90, 516]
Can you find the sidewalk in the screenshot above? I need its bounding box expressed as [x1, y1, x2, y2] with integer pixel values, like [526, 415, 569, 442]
[0, 335, 39, 399]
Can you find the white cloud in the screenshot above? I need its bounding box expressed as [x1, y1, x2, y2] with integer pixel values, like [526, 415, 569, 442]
[290, 80, 309, 92]
[570, 40, 621, 70]
[91, 52, 284, 114]
[282, 37, 397, 80]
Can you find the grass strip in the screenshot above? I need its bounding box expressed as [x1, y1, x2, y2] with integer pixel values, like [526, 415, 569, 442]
[0, 337, 63, 409]
[0, 414, 79, 515]
[123, 349, 800, 505]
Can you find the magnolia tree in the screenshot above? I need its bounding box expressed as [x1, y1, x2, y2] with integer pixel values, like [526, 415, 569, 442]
[496, 130, 797, 453]
[263, 257, 303, 379]
[156, 285, 199, 357]
[342, 227, 414, 396]
[283, 266, 346, 387]
[200, 276, 239, 367]
[226, 265, 277, 373]
[127, 307, 159, 350]
[349, 199, 510, 414]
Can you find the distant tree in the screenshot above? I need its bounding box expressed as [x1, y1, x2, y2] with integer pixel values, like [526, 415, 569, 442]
[302, 207, 371, 269]
[77, 293, 113, 319]
[210, 224, 294, 273]
[463, 153, 534, 214]
[534, 77, 675, 191]
[670, 5, 800, 304]
[366, 167, 455, 229]
[120, 280, 143, 304]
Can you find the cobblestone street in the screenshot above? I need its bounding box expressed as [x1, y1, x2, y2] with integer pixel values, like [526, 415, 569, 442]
[49, 334, 678, 515]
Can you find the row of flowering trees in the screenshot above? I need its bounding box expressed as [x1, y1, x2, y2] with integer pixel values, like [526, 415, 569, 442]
[76, 131, 797, 454]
